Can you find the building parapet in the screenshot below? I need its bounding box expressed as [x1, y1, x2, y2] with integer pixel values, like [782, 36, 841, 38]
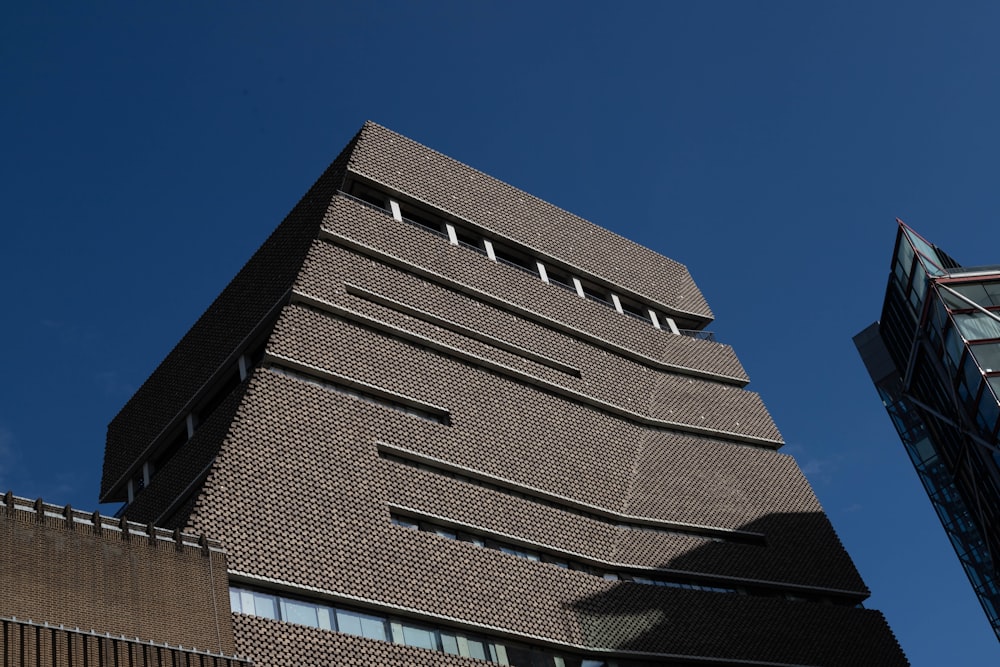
[1, 491, 224, 555]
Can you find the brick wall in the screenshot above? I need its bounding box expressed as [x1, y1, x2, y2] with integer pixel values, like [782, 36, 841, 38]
[0, 495, 236, 656]
[320, 196, 746, 383]
[348, 122, 712, 321]
[97, 122, 907, 666]
[0, 618, 248, 667]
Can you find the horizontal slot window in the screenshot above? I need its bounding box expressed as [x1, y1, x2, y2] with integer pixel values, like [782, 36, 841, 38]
[338, 186, 716, 341]
[493, 243, 540, 277]
[392, 511, 854, 605]
[455, 228, 487, 254]
[230, 585, 671, 666]
[579, 280, 612, 307]
[343, 284, 581, 378]
[619, 300, 652, 324]
[116, 338, 268, 509]
[380, 449, 763, 545]
[544, 267, 578, 293]
[345, 184, 391, 214]
[270, 365, 450, 425]
[390, 512, 741, 595]
[400, 208, 448, 239]
[677, 328, 717, 343]
[296, 302, 762, 448]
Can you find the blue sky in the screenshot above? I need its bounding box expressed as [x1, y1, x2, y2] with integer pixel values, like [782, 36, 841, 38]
[2, 3, 998, 663]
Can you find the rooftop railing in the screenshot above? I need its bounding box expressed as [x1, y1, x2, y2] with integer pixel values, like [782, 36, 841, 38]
[679, 329, 717, 342]
[0, 491, 225, 554]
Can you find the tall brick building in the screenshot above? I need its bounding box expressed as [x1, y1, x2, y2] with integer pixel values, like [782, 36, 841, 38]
[5, 122, 907, 666]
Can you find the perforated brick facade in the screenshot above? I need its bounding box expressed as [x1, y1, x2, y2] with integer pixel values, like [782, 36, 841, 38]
[101, 122, 907, 666]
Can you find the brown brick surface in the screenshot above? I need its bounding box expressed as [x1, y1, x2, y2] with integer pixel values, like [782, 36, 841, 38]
[293, 238, 764, 431]
[0, 618, 247, 667]
[0, 619, 248, 667]
[347, 122, 713, 321]
[121, 382, 247, 527]
[266, 303, 780, 448]
[321, 195, 748, 384]
[171, 372, 876, 656]
[0, 499, 236, 655]
[97, 122, 907, 666]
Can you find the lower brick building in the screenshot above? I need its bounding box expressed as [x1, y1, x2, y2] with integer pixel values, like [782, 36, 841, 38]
[5, 122, 908, 666]
[0, 493, 246, 666]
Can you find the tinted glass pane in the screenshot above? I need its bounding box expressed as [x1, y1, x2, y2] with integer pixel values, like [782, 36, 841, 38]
[893, 258, 906, 287]
[360, 615, 389, 640]
[942, 288, 969, 310]
[931, 299, 948, 331]
[401, 623, 438, 650]
[440, 632, 460, 655]
[336, 609, 388, 641]
[953, 283, 992, 308]
[972, 343, 1000, 373]
[905, 229, 944, 275]
[339, 612, 366, 636]
[238, 589, 255, 615]
[252, 592, 278, 620]
[502, 644, 534, 666]
[317, 607, 334, 631]
[964, 354, 984, 394]
[955, 312, 1000, 341]
[896, 237, 915, 283]
[958, 375, 975, 412]
[945, 325, 964, 369]
[466, 638, 488, 661]
[229, 588, 242, 613]
[977, 386, 1000, 435]
[910, 436, 937, 465]
[912, 271, 927, 305]
[281, 598, 318, 627]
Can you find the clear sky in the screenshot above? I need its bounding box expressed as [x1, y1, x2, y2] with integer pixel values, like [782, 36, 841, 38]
[2, 3, 998, 664]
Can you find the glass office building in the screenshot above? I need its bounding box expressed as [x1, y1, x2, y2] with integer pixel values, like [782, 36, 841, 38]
[856, 221, 1000, 639]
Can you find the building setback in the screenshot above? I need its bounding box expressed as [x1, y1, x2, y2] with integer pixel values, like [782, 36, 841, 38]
[856, 222, 1000, 641]
[5, 122, 906, 666]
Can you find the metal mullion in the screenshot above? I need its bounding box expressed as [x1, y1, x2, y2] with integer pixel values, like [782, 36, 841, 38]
[902, 392, 999, 455]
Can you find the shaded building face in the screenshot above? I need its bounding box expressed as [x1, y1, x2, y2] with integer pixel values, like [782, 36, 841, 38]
[100, 122, 907, 666]
[857, 221, 1000, 640]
